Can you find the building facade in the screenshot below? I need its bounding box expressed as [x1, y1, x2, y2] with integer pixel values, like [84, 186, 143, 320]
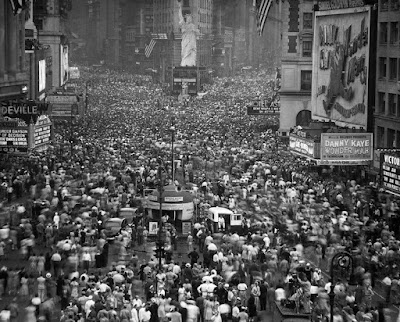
[0, 0, 28, 104]
[374, 0, 400, 149]
[279, 0, 315, 136]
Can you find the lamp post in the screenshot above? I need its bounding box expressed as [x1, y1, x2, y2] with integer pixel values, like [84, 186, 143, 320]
[170, 125, 176, 183]
[329, 251, 354, 322]
[156, 166, 165, 270]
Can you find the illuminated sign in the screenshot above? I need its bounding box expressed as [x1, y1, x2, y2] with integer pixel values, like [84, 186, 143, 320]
[247, 100, 280, 115]
[0, 125, 29, 154]
[60, 45, 69, 86]
[34, 116, 51, 147]
[381, 154, 400, 196]
[38, 59, 46, 92]
[311, 7, 370, 129]
[320, 133, 373, 164]
[289, 135, 319, 159]
[318, 0, 365, 10]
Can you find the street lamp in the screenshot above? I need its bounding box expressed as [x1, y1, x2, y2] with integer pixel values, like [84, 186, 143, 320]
[329, 251, 354, 322]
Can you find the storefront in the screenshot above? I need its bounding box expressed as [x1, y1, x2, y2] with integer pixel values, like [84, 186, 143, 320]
[145, 184, 194, 235]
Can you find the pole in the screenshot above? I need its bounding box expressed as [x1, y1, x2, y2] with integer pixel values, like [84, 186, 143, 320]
[158, 167, 163, 269]
[70, 106, 73, 158]
[171, 126, 175, 182]
[329, 251, 353, 322]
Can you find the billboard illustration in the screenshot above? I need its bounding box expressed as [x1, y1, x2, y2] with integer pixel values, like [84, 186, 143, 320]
[312, 7, 371, 128]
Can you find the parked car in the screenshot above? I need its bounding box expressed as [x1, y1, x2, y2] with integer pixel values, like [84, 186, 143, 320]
[103, 218, 127, 241]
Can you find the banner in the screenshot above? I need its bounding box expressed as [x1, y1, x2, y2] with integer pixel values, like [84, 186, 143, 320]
[320, 133, 373, 164]
[311, 7, 370, 129]
[381, 154, 400, 196]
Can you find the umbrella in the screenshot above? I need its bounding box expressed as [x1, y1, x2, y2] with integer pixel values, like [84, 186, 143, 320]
[207, 243, 217, 251]
[113, 273, 125, 283]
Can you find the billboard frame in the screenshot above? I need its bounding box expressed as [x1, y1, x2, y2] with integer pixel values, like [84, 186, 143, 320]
[311, 6, 371, 129]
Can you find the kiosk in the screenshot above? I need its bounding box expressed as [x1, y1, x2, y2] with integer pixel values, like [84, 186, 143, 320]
[145, 184, 194, 235]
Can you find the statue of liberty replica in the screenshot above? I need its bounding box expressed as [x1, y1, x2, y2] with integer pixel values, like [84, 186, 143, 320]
[178, 0, 200, 67]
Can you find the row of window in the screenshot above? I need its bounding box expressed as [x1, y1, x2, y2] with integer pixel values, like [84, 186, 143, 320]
[378, 56, 400, 81]
[199, 0, 212, 10]
[379, 21, 399, 45]
[376, 127, 400, 149]
[380, 0, 400, 11]
[377, 92, 400, 116]
[199, 12, 212, 24]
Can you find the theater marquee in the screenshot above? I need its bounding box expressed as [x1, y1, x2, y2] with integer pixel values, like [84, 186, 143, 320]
[319, 133, 373, 165]
[311, 6, 371, 129]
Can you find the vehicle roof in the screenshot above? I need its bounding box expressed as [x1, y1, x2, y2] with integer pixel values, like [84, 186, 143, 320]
[208, 207, 234, 215]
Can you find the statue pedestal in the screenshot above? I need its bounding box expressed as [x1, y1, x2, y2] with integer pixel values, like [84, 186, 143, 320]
[171, 66, 206, 95]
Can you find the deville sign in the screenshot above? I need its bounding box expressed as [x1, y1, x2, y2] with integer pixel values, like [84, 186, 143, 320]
[312, 7, 370, 128]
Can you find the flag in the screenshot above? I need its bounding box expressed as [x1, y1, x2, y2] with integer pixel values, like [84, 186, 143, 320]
[9, 0, 27, 15]
[145, 39, 156, 58]
[256, 0, 273, 36]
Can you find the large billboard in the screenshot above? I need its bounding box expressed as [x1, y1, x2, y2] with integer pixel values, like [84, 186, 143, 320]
[381, 154, 400, 196]
[38, 59, 46, 93]
[60, 45, 69, 86]
[311, 7, 371, 129]
[319, 133, 373, 165]
[46, 94, 78, 118]
[34, 115, 51, 149]
[0, 119, 29, 154]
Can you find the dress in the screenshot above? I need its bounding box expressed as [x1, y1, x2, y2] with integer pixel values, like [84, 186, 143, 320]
[20, 277, 29, 296]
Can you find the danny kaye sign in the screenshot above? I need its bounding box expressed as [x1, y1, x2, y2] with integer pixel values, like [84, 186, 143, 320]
[311, 6, 371, 129]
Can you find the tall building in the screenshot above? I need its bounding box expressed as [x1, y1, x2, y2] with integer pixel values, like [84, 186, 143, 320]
[0, 0, 28, 104]
[33, 0, 72, 89]
[374, 0, 400, 149]
[278, 0, 315, 137]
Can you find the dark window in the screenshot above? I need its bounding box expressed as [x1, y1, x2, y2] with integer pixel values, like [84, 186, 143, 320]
[398, 95, 400, 117]
[303, 13, 313, 29]
[390, 22, 399, 44]
[183, 0, 190, 7]
[381, 0, 389, 10]
[379, 57, 387, 79]
[377, 126, 385, 148]
[390, 58, 397, 80]
[380, 22, 388, 44]
[389, 94, 397, 115]
[388, 128, 396, 147]
[288, 36, 297, 53]
[301, 70, 312, 91]
[378, 92, 386, 114]
[302, 40, 312, 57]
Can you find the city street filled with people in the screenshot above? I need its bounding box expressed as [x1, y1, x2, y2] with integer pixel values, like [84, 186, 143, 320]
[0, 66, 399, 322]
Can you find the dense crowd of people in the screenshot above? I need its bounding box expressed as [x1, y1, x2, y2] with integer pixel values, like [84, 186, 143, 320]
[0, 66, 398, 322]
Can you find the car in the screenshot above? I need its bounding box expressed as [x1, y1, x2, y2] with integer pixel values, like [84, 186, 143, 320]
[103, 218, 127, 241]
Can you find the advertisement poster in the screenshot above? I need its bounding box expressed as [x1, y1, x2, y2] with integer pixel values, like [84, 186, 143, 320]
[381, 154, 400, 196]
[34, 115, 51, 149]
[0, 119, 29, 154]
[311, 7, 370, 128]
[60, 45, 69, 86]
[38, 59, 46, 93]
[46, 94, 78, 118]
[320, 133, 373, 164]
[149, 222, 158, 235]
[289, 135, 319, 159]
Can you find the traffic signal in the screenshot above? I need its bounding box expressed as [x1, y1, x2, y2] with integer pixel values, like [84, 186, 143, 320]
[154, 240, 165, 258]
[154, 246, 165, 258]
